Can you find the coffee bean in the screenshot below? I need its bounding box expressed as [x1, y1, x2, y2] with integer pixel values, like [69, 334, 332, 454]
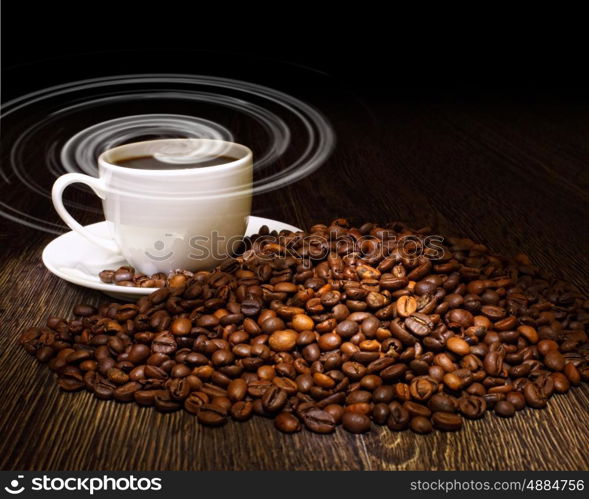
[432, 411, 463, 431]
[114, 381, 141, 402]
[387, 401, 410, 430]
[36, 346, 54, 363]
[184, 392, 209, 414]
[428, 393, 457, 413]
[494, 400, 516, 417]
[292, 314, 314, 332]
[73, 304, 97, 317]
[324, 404, 344, 424]
[409, 415, 433, 434]
[405, 313, 433, 337]
[564, 363, 581, 385]
[403, 401, 432, 418]
[523, 382, 548, 409]
[458, 395, 487, 419]
[20, 220, 589, 438]
[543, 350, 565, 371]
[230, 401, 253, 421]
[128, 344, 150, 364]
[409, 377, 436, 401]
[135, 389, 159, 406]
[506, 391, 526, 411]
[396, 296, 418, 318]
[551, 372, 570, 393]
[446, 336, 471, 356]
[483, 351, 504, 377]
[372, 385, 395, 404]
[372, 403, 390, 425]
[269, 330, 298, 352]
[154, 391, 181, 412]
[342, 412, 371, 433]
[197, 404, 228, 426]
[275, 412, 301, 433]
[447, 309, 474, 328]
[262, 386, 288, 412]
[152, 332, 177, 355]
[170, 318, 192, 336]
[227, 378, 248, 401]
[298, 405, 336, 434]
[168, 378, 190, 401]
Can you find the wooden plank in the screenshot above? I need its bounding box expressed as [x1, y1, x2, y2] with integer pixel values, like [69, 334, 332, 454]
[1, 95, 588, 470]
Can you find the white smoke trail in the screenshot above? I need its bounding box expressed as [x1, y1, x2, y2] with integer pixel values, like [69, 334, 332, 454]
[0, 74, 335, 233]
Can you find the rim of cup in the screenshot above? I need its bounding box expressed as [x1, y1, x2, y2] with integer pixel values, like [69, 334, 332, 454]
[98, 138, 253, 176]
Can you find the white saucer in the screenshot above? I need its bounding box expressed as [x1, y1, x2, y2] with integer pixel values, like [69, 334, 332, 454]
[42, 216, 301, 301]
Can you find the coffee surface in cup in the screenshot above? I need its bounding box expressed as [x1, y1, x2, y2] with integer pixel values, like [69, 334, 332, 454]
[113, 154, 239, 170]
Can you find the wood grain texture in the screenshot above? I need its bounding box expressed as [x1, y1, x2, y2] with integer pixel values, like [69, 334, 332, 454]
[1, 94, 588, 471]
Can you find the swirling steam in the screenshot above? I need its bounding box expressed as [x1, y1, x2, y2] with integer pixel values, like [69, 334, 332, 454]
[0, 74, 335, 233]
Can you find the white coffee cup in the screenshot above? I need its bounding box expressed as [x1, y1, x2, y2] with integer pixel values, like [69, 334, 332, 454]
[52, 138, 253, 275]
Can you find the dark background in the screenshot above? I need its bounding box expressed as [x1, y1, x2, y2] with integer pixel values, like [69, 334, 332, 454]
[2, 4, 588, 99]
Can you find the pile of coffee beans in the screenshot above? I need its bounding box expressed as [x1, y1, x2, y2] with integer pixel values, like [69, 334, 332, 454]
[99, 267, 194, 288]
[21, 219, 589, 435]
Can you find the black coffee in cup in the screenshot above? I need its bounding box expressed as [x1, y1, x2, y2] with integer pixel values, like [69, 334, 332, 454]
[113, 155, 239, 170]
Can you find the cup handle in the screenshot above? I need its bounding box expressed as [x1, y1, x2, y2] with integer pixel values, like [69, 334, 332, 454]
[52, 173, 120, 253]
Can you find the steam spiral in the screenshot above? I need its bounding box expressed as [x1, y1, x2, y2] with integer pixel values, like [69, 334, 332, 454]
[0, 74, 335, 234]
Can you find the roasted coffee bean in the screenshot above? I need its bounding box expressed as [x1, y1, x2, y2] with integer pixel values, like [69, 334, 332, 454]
[127, 344, 150, 364]
[458, 395, 487, 419]
[168, 378, 190, 401]
[154, 391, 181, 412]
[428, 393, 457, 413]
[184, 392, 209, 414]
[170, 318, 192, 336]
[409, 415, 433, 434]
[324, 404, 345, 424]
[494, 400, 516, 417]
[19, 220, 589, 437]
[114, 381, 141, 402]
[432, 411, 463, 431]
[298, 405, 336, 434]
[447, 309, 474, 328]
[564, 363, 581, 385]
[551, 372, 570, 393]
[446, 336, 471, 356]
[262, 386, 288, 412]
[387, 401, 410, 430]
[409, 377, 436, 401]
[405, 313, 434, 337]
[506, 391, 526, 411]
[230, 401, 253, 421]
[396, 296, 418, 318]
[197, 404, 228, 426]
[372, 385, 395, 404]
[336, 320, 359, 338]
[372, 403, 390, 425]
[152, 332, 177, 355]
[73, 304, 97, 317]
[269, 330, 298, 352]
[135, 389, 160, 406]
[403, 401, 432, 418]
[543, 350, 565, 371]
[483, 352, 504, 377]
[227, 378, 248, 401]
[523, 382, 548, 409]
[274, 412, 301, 433]
[342, 412, 371, 433]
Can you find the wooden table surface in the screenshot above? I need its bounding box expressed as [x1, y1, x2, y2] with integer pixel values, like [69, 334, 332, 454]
[1, 93, 588, 471]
